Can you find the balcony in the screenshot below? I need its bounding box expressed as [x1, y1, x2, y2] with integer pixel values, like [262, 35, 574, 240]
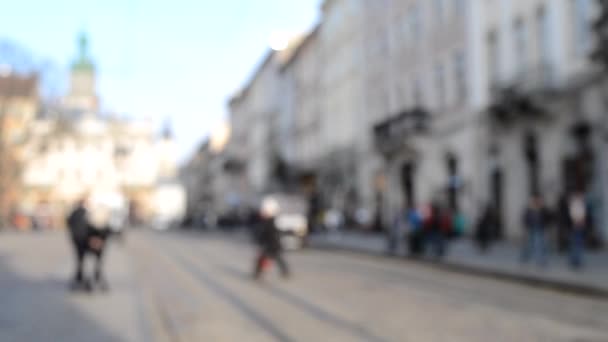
[487, 63, 559, 126]
[373, 107, 430, 157]
[490, 63, 559, 102]
[223, 157, 247, 174]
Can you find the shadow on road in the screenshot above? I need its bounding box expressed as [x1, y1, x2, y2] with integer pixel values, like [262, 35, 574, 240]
[217, 262, 388, 342]
[0, 253, 123, 342]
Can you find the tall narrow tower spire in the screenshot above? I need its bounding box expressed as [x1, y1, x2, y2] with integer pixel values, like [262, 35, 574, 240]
[64, 31, 98, 114]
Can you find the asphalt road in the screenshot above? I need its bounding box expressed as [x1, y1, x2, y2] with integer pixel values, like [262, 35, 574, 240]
[1, 230, 608, 341]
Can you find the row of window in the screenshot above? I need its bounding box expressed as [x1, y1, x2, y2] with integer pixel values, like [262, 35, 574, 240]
[406, 49, 468, 111]
[37, 142, 133, 157]
[487, 0, 594, 87]
[398, 0, 466, 45]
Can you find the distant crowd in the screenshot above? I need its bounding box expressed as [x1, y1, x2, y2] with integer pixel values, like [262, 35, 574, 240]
[386, 191, 598, 270]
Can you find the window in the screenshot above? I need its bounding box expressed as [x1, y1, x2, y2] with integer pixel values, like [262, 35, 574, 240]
[413, 78, 423, 107]
[115, 146, 130, 157]
[487, 30, 500, 86]
[536, 5, 554, 85]
[409, 5, 422, 43]
[536, 6, 550, 64]
[38, 142, 48, 154]
[453, 50, 467, 104]
[454, 0, 466, 16]
[572, 0, 592, 56]
[435, 62, 446, 108]
[435, 0, 446, 22]
[513, 17, 528, 75]
[400, 13, 410, 43]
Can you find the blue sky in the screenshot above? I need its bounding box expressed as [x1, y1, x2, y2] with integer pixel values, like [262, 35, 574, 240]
[0, 0, 321, 162]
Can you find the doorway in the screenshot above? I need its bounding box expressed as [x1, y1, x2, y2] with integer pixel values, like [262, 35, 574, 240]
[490, 167, 504, 239]
[401, 161, 416, 209]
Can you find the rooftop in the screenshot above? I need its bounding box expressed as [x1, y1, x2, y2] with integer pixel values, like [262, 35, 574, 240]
[0, 73, 38, 98]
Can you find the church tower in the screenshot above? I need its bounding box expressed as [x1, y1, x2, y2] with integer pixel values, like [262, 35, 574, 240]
[63, 32, 98, 114]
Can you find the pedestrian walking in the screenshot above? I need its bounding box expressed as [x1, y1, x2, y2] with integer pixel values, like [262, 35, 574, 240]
[451, 210, 467, 239]
[66, 197, 111, 292]
[87, 223, 111, 291]
[406, 206, 424, 257]
[424, 202, 450, 259]
[520, 194, 551, 267]
[386, 207, 406, 255]
[567, 191, 589, 270]
[253, 198, 290, 280]
[475, 205, 496, 253]
[66, 198, 92, 291]
[556, 193, 571, 253]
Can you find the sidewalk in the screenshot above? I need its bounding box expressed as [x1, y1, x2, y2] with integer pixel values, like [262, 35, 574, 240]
[309, 231, 608, 297]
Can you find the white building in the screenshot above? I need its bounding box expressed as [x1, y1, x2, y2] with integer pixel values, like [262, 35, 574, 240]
[223, 40, 303, 206]
[360, 0, 473, 232]
[18, 34, 182, 228]
[222, 0, 607, 241]
[465, 0, 606, 239]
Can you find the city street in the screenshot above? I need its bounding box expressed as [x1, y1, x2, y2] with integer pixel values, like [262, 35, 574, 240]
[1, 230, 608, 342]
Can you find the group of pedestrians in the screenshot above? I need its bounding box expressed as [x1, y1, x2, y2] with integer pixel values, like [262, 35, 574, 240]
[520, 191, 591, 269]
[387, 190, 593, 270]
[388, 201, 461, 259]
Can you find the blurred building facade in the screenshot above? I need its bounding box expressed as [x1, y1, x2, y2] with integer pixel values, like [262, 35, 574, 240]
[469, 0, 607, 240]
[206, 0, 607, 240]
[220, 40, 304, 209]
[280, 27, 323, 199]
[180, 124, 236, 223]
[368, 0, 475, 231]
[5, 34, 182, 229]
[0, 73, 39, 228]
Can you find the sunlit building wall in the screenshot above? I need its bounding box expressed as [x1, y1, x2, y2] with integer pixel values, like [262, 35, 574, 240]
[223, 0, 606, 240]
[280, 26, 322, 187]
[361, 0, 475, 229]
[17, 35, 182, 228]
[316, 0, 368, 210]
[464, 0, 607, 239]
[0, 73, 39, 227]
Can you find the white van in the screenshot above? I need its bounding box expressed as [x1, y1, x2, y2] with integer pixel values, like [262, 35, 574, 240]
[261, 194, 309, 250]
[152, 182, 186, 230]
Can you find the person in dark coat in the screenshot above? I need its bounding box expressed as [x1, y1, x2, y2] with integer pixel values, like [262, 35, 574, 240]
[67, 198, 111, 291]
[521, 194, 552, 267]
[556, 193, 571, 253]
[567, 191, 590, 269]
[386, 207, 405, 255]
[253, 198, 290, 279]
[424, 202, 449, 258]
[406, 206, 424, 257]
[475, 205, 496, 253]
[87, 223, 111, 290]
[67, 198, 92, 290]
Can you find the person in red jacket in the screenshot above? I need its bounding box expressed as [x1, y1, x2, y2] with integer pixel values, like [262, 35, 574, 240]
[253, 198, 290, 280]
[424, 201, 451, 258]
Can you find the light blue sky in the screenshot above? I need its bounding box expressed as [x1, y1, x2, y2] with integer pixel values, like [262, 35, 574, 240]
[1, 0, 321, 162]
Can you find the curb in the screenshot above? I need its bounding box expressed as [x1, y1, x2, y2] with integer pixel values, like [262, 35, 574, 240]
[309, 240, 608, 299]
